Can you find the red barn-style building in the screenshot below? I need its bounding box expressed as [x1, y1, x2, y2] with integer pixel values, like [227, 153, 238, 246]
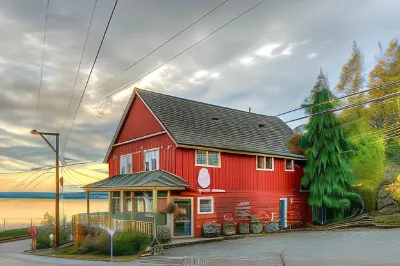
[83, 88, 311, 237]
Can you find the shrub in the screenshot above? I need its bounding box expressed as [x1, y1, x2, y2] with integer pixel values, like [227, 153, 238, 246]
[78, 235, 96, 254]
[94, 231, 111, 255]
[157, 225, 171, 243]
[113, 231, 151, 256]
[36, 232, 51, 249]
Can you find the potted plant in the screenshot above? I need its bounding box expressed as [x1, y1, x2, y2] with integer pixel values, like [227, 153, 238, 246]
[202, 222, 221, 237]
[250, 216, 263, 234]
[222, 221, 236, 235]
[239, 222, 249, 234]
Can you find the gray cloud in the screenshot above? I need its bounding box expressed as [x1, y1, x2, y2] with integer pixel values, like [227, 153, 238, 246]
[0, 0, 399, 175]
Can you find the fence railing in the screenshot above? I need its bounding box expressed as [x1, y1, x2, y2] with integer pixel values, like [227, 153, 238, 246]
[72, 212, 153, 235]
[0, 218, 43, 232]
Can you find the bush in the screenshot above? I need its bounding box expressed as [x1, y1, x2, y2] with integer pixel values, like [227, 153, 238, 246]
[374, 214, 400, 225]
[113, 231, 151, 256]
[157, 225, 171, 243]
[36, 232, 51, 249]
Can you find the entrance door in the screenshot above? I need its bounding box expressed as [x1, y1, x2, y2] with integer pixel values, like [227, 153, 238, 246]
[173, 198, 193, 236]
[279, 198, 287, 229]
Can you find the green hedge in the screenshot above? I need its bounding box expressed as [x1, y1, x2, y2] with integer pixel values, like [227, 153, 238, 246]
[77, 230, 151, 256]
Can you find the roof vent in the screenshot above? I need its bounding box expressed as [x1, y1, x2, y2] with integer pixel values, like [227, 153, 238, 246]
[211, 117, 219, 121]
[258, 123, 265, 128]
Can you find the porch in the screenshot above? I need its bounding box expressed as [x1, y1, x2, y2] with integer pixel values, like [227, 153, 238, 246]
[80, 170, 193, 237]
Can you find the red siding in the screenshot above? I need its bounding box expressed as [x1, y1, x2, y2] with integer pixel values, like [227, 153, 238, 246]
[175, 148, 302, 191]
[117, 96, 164, 143]
[108, 133, 176, 176]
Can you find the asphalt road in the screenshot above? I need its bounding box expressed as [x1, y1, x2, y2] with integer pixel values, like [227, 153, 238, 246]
[2, 230, 400, 265]
[164, 229, 400, 266]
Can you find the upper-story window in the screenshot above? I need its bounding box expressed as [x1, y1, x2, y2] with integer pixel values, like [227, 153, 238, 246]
[256, 156, 274, 171]
[195, 150, 220, 167]
[144, 149, 159, 171]
[285, 159, 295, 171]
[120, 154, 132, 174]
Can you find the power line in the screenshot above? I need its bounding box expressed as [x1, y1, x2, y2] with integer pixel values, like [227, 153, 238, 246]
[277, 79, 400, 117]
[96, 0, 229, 90]
[63, 0, 119, 156]
[60, 0, 98, 155]
[66, 166, 103, 181]
[30, 172, 54, 189]
[7, 169, 47, 192]
[285, 91, 400, 123]
[34, 0, 50, 128]
[21, 171, 53, 191]
[0, 161, 102, 175]
[62, 167, 84, 185]
[98, 0, 268, 100]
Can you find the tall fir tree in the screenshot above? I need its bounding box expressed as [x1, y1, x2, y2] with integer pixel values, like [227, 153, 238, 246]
[335, 42, 385, 211]
[300, 70, 363, 222]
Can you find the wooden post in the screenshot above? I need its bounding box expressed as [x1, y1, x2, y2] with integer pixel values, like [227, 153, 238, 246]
[108, 191, 112, 229]
[153, 188, 158, 238]
[86, 191, 90, 226]
[131, 192, 135, 220]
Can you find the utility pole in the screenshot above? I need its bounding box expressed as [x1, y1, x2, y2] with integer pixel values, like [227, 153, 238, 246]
[55, 134, 60, 247]
[30, 129, 60, 247]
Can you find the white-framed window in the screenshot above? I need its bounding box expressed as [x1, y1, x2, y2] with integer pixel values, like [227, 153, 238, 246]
[256, 156, 274, 171]
[197, 196, 214, 214]
[135, 191, 154, 213]
[285, 159, 295, 171]
[195, 150, 220, 167]
[144, 149, 159, 171]
[119, 154, 132, 174]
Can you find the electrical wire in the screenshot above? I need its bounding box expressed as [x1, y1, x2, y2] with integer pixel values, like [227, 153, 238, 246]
[30, 172, 54, 189]
[65, 166, 103, 181]
[98, 0, 268, 100]
[21, 170, 53, 191]
[63, 0, 119, 156]
[96, 0, 229, 90]
[285, 90, 400, 123]
[277, 79, 400, 117]
[62, 167, 84, 185]
[60, 0, 98, 155]
[34, 0, 50, 128]
[7, 169, 47, 192]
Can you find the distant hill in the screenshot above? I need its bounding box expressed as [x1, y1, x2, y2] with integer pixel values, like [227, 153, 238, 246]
[0, 192, 108, 199]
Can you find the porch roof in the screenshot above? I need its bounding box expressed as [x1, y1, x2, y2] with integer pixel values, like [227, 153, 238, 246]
[82, 170, 188, 191]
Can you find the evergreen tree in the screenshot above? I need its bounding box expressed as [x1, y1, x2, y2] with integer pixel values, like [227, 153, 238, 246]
[300, 70, 363, 222]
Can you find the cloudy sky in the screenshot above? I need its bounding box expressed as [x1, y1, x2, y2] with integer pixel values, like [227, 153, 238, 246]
[0, 0, 399, 191]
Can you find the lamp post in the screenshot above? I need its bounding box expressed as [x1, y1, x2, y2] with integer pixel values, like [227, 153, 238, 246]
[30, 129, 60, 247]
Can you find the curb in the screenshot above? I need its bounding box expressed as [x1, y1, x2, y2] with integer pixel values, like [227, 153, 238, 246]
[0, 236, 30, 244]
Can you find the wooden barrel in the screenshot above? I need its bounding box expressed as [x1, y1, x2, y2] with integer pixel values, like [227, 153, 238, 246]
[74, 225, 86, 247]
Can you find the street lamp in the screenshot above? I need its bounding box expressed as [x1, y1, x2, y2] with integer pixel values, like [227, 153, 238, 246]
[30, 129, 60, 247]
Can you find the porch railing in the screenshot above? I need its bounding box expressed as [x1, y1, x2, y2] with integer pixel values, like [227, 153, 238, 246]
[72, 212, 153, 235]
[112, 219, 153, 235]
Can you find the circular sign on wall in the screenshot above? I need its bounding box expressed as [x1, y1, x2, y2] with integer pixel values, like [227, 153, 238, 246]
[198, 168, 211, 188]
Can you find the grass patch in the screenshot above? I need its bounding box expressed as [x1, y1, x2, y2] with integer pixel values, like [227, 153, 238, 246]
[374, 214, 400, 225]
[54, 247, 141, 262]
[0, 228, 28, 240]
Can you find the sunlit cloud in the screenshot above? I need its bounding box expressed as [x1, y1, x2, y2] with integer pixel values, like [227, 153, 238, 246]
[307, 53, 318, 58]
[210, 72, 220, 78]
[281, 46, 293, 55]
[255, 44, 281, 57]
[240, 57, 254, 65]
[194, 70, 208, 79]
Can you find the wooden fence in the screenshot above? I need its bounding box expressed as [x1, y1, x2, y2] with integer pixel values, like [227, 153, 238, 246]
[72, 212, 153, 235]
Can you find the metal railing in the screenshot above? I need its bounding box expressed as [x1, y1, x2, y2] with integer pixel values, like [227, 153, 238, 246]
[0, 218, 43, 232]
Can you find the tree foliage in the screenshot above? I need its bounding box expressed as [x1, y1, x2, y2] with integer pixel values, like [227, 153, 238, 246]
[299, 71, 363, 221]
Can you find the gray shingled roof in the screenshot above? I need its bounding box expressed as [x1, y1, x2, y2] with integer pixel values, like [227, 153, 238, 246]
[136, 89, 304, 159]
[83, 170, 188, 189]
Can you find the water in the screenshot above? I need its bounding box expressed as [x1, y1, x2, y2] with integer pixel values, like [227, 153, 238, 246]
[0, 198, 108, 231]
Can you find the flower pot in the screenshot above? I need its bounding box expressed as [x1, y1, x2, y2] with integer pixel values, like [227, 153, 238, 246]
[202, 222, 221, 237]
[264, 222, 279, 233]
[222, 222, 236, 236]
[239, 223, 249, 234]
[251, 222, 263, 234]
